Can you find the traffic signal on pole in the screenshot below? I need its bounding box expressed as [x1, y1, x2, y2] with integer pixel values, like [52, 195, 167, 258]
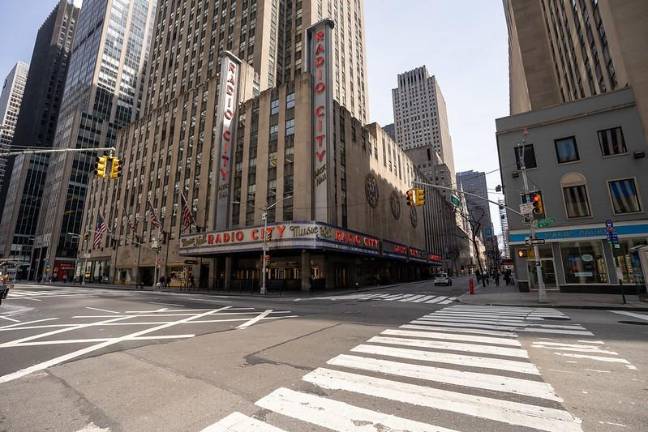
[529, 191, 545, 220]
[406, 189, 415, 207]
[110, 157, 123, 179]
[95, 156, 108, 178]
[415, 188, 425, 206]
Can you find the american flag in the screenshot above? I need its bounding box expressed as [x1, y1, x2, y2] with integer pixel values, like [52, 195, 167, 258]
[146, 199, 161, 229]
[93, 214, 108, 249]
[180, 192, 194, 233]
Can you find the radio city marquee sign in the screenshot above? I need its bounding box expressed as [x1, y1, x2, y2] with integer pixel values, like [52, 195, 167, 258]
[180, 222, 440, 264]
[307, 20, 334, 222]
[212, 52, 241, 230]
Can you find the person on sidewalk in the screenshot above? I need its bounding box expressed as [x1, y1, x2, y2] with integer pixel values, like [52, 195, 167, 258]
[503, 270, 511, 286]
[494, 271, 501, 287]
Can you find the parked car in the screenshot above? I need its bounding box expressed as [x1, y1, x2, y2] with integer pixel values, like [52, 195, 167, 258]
[432, 272, 452, 286]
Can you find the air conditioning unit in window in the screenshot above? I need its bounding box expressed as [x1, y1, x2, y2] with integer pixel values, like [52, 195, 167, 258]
[512, 171, 520, 179]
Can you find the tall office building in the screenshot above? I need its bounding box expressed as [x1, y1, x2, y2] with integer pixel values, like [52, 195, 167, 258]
[79, 4, 439, 290]
[0, 62, 30, 216]
[456, 170, 494, 237]
[32, 0, 158, 282]
[504, 0, 648, 141]
[392, 66, 455, 190]
[0, 0, 79, 276]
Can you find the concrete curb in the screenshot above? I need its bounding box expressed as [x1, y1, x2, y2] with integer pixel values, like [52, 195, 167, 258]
[457, 297, 648, 311]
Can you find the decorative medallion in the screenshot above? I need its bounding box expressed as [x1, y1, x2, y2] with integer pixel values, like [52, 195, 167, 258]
[410, 206, 418, 228]
[365, 174, 379, 208]
[390, 191, 401, 220]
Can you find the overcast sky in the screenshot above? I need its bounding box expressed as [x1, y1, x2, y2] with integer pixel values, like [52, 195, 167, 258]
[0, 0, 510, 234]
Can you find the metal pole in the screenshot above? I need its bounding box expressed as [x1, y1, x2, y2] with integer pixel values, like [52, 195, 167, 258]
[261, 210, 268, 295]
[517, 136, 547, 303]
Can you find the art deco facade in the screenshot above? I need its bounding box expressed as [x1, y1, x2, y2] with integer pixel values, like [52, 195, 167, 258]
[0, 62, 29, 216]
[0, 0, 79, 276]
[392, 66, 455, 189]
[504, 0, 648, 142]
[80, 16, 437, 290]
[32, 0, 158, 281]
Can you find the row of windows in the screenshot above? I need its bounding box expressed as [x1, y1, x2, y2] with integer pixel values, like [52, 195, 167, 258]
[515, 126, 627, 169]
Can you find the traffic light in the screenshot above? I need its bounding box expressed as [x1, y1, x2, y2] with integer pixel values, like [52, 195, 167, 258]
[95, 156, 108, 178]
[406, 189, 415, 207]
[415, 188, 425, 206]
[110, 157, 123, 179]
[529, 191, 545, 219]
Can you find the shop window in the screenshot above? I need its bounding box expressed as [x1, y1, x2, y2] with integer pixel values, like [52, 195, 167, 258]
[554, 136, 580, 163]
[598, 127, 627, 156]
[561, 173, 591, 218]
[515, 144, 537, 169]
[608, 178, 641, 214]
[613, 239, 647, 285]
[560, 241, 608, 284]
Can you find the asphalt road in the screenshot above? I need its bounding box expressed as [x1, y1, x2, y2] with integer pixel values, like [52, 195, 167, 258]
[0, 280, 646, 432]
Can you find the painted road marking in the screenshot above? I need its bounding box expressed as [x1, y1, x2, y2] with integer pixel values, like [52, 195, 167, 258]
[237, 309, 273, 330]
[303, 368, 582, 432]
[425, 296, 448, 304]
[367, 335, 530, 358]
[610, 310, 648, 321]
[256, 387, 461, 432]
[351, 344, 540, 375]
[328, 354, 562, 401]
[0, 315, 20, 323]
[382, 329, 522, 346]
[201, 412, 288, 432]
[400, 324, 518, 338]
[554, 352, 637, 369]
[0, 306, 230, 384]
[85, 307, 120, 314]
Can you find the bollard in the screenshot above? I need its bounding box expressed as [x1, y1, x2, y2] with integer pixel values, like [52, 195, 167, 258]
[469, 278, 475, 295]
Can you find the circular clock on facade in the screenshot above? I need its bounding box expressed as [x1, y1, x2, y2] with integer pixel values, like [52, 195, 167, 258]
[365, 174, 379, 209]
[391, 191, 401, 220]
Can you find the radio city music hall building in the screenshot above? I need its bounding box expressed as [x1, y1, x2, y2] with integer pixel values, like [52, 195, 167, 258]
[80, 20, 442, 291]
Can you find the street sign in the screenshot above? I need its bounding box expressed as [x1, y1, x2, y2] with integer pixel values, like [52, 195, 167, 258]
[537, 217, 556, 228]
[605, 219, 614, 232]
[519, 203, 534, 215]
[525, 238, 546, 246]
[450, 194, 461, 208]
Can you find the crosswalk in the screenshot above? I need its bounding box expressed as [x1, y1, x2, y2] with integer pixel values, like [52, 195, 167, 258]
[202, 305, 587, 432]
[298, 292, 457, 305]
[7, 288, 88, 301]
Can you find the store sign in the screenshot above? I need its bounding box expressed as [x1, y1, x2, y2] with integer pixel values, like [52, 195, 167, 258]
[427, 254, 443, 263]
[213, 52, 241, 230]
[307, 20, 334, 222]
[383, 240, 409, 258]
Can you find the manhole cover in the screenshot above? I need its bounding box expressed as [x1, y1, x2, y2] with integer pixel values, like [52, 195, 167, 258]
[618, 320, 648, 326]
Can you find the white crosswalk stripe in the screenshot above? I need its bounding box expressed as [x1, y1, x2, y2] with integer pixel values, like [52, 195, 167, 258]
[203, 305, 588, 432]
[296, 291, 457, 305]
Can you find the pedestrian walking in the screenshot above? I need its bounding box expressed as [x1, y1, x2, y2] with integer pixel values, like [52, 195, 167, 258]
[494, 271, 501, 287]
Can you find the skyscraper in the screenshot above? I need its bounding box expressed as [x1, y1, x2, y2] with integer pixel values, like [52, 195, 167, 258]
[391, 66, 455, 191]
[32, 0, 158, 282]
[0, 62, 30, 215]
[504, 0, 648, 141]
[0, 0, 79, 277]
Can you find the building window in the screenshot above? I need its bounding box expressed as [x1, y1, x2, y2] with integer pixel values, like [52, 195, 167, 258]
[608, 178, 641, 214]
[270, 98, 279, 115]
[286, 92, 295, 109]
[285, 119, 295, 136]
[515, 144, 537, 169]
[561, 173, 591, 218]
[554, 136, 580, 163]
[598, 127, 627, 156]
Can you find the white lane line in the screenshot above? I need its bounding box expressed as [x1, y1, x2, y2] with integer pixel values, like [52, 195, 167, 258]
[577, 340, 605, 344]
[0, 315, 20, 323]
[0, 316, 132, 348]
[303, 368, 582, 432]
[256, 387, 461, 432]
[523, 328, 594, 336]
[554, 352, 636, 369]
[425, 296, 447, 304]
[237, 309, 272, 330]
[351, 344, 540, 375]
[85, 307, 120, 314]
[394, 294, 419, 302]
[533, 342, 618, 355]
[328, 354, 562, 402]
[400, 294, 426, 302]
[10, 296, 42, 302]
[201, 412, 288, 432]
[383, 329, 522, 347]
[367, 336, 529, 358]
[422, 316, 588, 330]
[12, 335, 196, 346]
[75, 422, 111, 432]
[401, 324, 518, 338]
[598, 421, 627, 428]
[0, 306, 230, 384]
[384, 294, 409, 301]
[431, 312, 528, 320]
[147, 302, 184, 307]
[411, 320, 521, 332]
[412, 295, 436, 303]
[0, 318, 58, 330]
[438, 299, 454, 305]
[610, 310, 648, 321]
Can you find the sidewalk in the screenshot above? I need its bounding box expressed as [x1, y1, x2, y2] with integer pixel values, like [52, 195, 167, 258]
[459, 283, 648, 311]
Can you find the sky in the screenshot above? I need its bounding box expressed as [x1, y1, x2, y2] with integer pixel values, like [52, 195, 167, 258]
[0, 0, 510, 234]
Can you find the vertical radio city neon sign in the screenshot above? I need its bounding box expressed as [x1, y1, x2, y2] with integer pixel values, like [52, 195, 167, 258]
[308, 19, 334, 222]
[212, 52, 241, 231]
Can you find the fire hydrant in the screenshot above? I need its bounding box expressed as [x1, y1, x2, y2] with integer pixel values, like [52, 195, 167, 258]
[469, 278, 476, 295]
